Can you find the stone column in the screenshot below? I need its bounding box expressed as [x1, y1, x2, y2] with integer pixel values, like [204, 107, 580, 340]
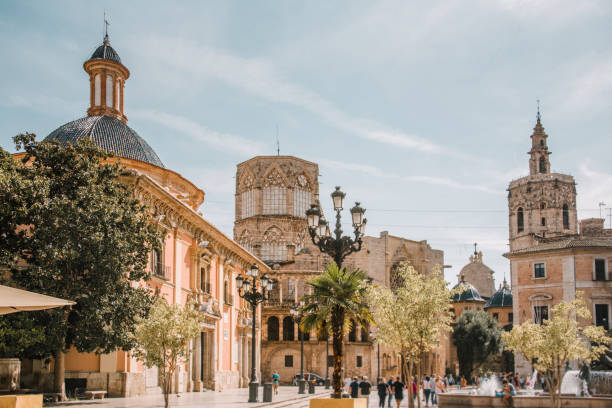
[193, 333, 202, 391]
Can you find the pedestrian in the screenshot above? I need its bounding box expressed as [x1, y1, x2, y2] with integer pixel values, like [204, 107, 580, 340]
[387, 377, 394, 407]
[519, 375, 525, 389]
[272, 371, 280, 395]
[344, 375, 352, 394]
[359, 376, 372, 403]
[377, 378, 388, 408]
[422, 376, 432, 406]
[430, 375, 437, 405]
[393, 376, 405, 408]
[350, 377, 360, 398]
[460, 376, 467, 389]
[435, 375, 446, 405]
[499, 379, 512, 407]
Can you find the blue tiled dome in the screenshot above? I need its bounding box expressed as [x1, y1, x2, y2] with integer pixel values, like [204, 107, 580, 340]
[484, 281, 513, 309]
[451, 278, 485, 302]
[89, 41, 121, 64]
[45, 115, 164, 167]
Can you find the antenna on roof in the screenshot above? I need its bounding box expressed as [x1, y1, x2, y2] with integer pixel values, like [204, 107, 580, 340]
[276, 124, 280, 156]
[103, 11, 110, 43]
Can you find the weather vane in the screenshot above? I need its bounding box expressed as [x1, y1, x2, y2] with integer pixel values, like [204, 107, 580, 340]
[104, 11, 110, 42]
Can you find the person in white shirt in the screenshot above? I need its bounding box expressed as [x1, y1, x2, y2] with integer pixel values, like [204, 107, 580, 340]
[422, 376, 432, 406]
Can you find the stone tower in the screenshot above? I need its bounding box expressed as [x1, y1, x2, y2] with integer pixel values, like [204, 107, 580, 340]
[233, 156, 319, 265]
[507, 112, 577, 251]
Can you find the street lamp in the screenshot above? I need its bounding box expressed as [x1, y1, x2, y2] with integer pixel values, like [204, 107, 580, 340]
[290, 300, 306, 394]
[325, 325, 331, 389]
[236, 264, 276, 403]
[305, 186, 366, 268]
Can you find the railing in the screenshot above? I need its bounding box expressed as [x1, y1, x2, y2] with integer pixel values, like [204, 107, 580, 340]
[152, 264, 172, 281]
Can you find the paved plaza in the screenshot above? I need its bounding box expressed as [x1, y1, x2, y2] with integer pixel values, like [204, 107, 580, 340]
[46, 386, 443, 408]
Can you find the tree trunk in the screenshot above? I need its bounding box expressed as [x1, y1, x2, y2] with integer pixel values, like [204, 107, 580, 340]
[54, 348, 66, 401]
[416, 359, 422, 408]
[406, 357, 414, 408]
[331, 308, 345, 399]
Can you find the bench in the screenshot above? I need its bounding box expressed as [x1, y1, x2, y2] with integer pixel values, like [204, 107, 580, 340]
[83, 391, 107, 399]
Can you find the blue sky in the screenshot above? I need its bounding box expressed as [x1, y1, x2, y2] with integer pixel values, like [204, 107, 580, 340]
[2, 0, 612, 287]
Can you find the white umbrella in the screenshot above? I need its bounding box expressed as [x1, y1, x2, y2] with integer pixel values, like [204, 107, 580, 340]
[0, 285, 75, 315]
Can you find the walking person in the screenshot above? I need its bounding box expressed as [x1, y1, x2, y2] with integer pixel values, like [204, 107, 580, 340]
[429, 375, 437, 405]
[422, 376, 432, 406]
[387, 377, 394, 407]
[377, 378, 388, 408]
[359, 376, 372, 404]
[393, 376, 405, 408]
[350, 377, 360, 398]
[272, 371, 280, 395]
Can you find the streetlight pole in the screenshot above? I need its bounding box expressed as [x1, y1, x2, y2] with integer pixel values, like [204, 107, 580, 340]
[291, 301, 306, 394]
[325, 334, 330, 389]
[236, 265, 276, 403]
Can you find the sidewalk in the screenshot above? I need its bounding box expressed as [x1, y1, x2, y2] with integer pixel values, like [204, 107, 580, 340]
[47, 386, 330, 408]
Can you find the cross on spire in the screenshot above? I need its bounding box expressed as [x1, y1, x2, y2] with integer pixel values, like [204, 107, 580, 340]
[536, 99, 541, 122]
[104, 12, 110, 43]
[473, 242, 478, 256]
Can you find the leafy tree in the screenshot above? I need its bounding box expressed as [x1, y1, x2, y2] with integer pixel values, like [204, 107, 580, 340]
[452, 309, 502, 381]
[300, 263, 372, 399]
[367, 262, 455, 408]
[133, 298, 200, 408]
[503, 293, 612, 408]
[0, 133, 161, 399]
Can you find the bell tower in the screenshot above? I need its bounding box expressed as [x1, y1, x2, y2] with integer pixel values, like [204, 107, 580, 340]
[83, 27, 130, 123]
[507, 108, 577, 251]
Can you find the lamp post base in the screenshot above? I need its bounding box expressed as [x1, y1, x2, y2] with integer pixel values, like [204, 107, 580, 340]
[325, 378, 330, 389]
[298, 379, 306, 394]
[248, 381, 259, 403]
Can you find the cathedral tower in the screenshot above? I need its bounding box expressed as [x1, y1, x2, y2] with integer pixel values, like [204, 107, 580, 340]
[507, 111, 577, 251]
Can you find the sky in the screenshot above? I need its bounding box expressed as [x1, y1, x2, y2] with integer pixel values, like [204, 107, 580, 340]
[2, 0, 612, 287]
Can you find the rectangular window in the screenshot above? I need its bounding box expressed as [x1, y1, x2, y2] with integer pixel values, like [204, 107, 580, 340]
[263, 186, 286, 215]
[285, 355, 293, 367]
[493, 313, 499, 321]
[241, 190, 255, 219]
[594, 259, 607, 281]
[293, 189, 311, 217]
[508, 313, 513, 323]
[534, 263, 546, 278]
[327, 355, 333, 367]
[534, 305, 549, 325]
[233, 342, 238, 364]
[261, 242, 287, 262]
[356, 356, 363, 368]
[105, 75, 114, 108]
[595, 304, 609, 330]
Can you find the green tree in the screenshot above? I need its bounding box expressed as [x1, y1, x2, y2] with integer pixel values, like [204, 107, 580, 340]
[452, 309, 502, 381]
[300, 263, 372, 399]
[503, 293, 612, 408]
[0, 133, 161, 399]
[133, 298, 201, 408]
[367, 262, 455, 408]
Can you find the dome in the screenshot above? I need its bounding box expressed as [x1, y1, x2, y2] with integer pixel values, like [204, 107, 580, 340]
[451, 277, 485, 302]
[45, 115, 164, 167]
[484, 281, 513, 309]
[89, 41, 121, 64]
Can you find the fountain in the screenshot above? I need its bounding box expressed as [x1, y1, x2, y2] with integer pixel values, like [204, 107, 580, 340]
[524, 369, 537, 395]
[471, 376, 500, 396]
[561, 370, 587, 396]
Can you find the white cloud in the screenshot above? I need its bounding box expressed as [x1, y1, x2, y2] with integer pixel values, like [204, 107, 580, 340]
[130, 36, 446, 155]
[131, 109, 264, 156]
[496, 0, 602, 21]
[560, 57, 612, 117]
[577, 160, 612, 215]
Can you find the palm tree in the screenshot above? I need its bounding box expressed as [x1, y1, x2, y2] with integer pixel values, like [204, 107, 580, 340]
[300, 263, 372, 398]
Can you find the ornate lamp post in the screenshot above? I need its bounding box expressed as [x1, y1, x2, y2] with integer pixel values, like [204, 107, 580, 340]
[236, 265, 275, 403]
[305, 186, 366, 268]
[290, 301, 306, 394]
[325, 328, 331, 389]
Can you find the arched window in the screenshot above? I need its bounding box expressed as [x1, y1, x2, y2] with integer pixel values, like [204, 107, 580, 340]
[114, 80, 120, 109]
[563, 204, 570, 229]
[361, 327, 368, 342]
[263, 169, 286, 215]
[298, 327, 310, 341]
[293, 174, 312, 217]
[348, 320, 357, 342]
[540, 140, 544, 147]
[390, 262, 405, 290]
[267, 317, 279, 341]
[94, 74, 101, 106]
[517, 207, 524, 233]
[539, 156, 546, 173]
[261, 227, 287, 262]
[238, 230, 253, 254]
[283, 316, 294, 341]
[151, 248, 162, 276]
[105, 75, 114, 108]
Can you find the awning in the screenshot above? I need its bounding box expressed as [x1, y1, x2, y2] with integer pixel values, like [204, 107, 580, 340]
[0, 285, 75, 315]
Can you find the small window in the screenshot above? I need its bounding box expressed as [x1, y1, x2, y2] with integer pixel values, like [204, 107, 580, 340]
[541, 217, 546, 227]
[539, 156, 546, 173]
[540, 140, 544, 147]
[356, 356, 363, 368]
[493, 313, 499, 321]
[534, 263, 546, 278]
[508, 313, 513, 323]
[563, 204, 570, 229]
[595, 304, 609, 330]
[540, 202, 546, 210]
[517, 208, 524, 233]
[285, 355, 293, 367]
[594, 259, 607, 281]
[327, 355, 333, 367]
[348, 320, 357, 342]
[534, 305, 549, 325]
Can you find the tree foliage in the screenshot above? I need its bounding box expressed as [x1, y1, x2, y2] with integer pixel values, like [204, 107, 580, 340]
[133, 298, 201, 408]
[300, 263, 372, 398]
[367, 262, 455, 408]
[0, 133, 161, 397]
[503, 293, 612, 408]
[452, 309, 502, 380]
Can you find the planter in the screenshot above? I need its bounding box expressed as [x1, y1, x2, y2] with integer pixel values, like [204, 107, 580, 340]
[310, 398, 368, 408]
[0, 359, 20, 392]
[0, 395, 42, 408]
